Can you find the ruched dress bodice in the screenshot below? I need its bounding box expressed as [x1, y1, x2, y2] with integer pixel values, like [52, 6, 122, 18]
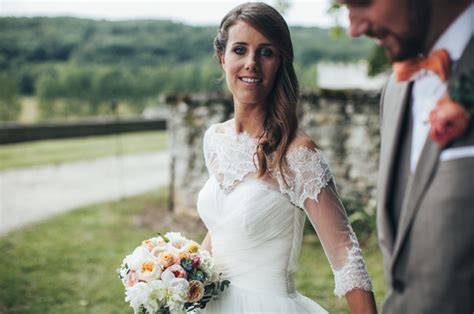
[198, 177, 305, 296]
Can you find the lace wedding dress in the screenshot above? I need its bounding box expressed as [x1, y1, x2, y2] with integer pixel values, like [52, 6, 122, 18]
[197, 121, 373, 313]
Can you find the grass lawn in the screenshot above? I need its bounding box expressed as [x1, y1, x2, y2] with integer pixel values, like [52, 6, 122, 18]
[0, 131, 168, 171]
[296, 237, 386, 312]
[0, 190, 385, 313]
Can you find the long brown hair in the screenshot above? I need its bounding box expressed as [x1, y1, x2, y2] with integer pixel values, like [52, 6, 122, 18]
[214, 2, 299, 178]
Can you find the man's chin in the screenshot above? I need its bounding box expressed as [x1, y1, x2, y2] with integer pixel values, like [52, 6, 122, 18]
[374, 32, 424, 63]
[383, 42, 422, 63]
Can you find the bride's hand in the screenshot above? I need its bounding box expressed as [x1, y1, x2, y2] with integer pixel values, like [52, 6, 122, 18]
[201, 232, 213, 255]
[345, 288, 377, 314]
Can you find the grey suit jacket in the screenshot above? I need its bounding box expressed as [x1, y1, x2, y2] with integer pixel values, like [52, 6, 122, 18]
[377, 37, 474, 314]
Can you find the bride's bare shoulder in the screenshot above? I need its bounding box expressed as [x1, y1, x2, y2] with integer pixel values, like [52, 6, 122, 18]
[287, 129, 318, 152]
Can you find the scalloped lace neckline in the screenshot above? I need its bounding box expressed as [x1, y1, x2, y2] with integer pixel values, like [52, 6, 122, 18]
[214, 122, 261, 145]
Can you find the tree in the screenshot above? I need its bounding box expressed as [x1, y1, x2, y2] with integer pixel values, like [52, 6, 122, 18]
[368, 45, 389, 76]
[0, 72, 20, 121]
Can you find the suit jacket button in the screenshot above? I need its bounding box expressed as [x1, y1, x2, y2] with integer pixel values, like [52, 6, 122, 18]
[393, 279, 405, 292]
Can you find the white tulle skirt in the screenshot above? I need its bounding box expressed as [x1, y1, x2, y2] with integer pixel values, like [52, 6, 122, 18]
[199, 283, 328, 314]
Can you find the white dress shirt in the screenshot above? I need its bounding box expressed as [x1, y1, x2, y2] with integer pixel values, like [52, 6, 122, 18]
[409, 3, 474, 172]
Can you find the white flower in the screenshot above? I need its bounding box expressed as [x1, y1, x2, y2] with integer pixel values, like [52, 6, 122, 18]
[161, 267, 177, 283]
[125, 246, 152, 271]
[136, 259, 162, 283]
[125, 282, 156, 314]
[167, 278, 189, 312]
[149, 280, 167, 302]
[165, 232, 187, 249]
[150, 240, 170, 257]
[143, 271, 188, 313]
[169, 278, 189, 301]
[198, 250, 214, 274]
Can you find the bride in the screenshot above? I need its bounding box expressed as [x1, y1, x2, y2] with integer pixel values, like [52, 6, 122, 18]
[197, 2, 377, 313]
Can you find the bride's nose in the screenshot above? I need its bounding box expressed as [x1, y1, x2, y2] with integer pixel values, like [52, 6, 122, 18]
[244, 53, 259, 71]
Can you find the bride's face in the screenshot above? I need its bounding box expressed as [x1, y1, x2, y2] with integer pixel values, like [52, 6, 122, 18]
[220, 21, 281, 108]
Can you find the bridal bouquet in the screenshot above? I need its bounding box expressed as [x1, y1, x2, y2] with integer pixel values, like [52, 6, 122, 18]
[117, 232, 230, 314]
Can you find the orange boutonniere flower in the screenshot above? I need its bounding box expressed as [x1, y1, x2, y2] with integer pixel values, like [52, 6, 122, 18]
[429, 93, 469, 146]
[429, 70, 474, 146]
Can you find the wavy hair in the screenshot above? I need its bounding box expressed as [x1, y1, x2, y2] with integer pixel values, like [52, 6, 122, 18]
[213, 2, 299, 178]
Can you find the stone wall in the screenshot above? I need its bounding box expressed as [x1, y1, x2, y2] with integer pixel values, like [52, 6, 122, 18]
[166, 90, 380, 216]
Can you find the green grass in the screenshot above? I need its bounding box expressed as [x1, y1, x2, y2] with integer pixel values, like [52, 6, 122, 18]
[0, 131, 168, 171]
[0, 191, 385, 313]
[296, 237, 386, 313]
[0, 190, 177, 313]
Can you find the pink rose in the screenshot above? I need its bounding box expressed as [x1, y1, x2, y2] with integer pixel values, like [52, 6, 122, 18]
[191, 255, 200, 269]
[127, 270, 138, 287]
[429, 93, 470, 146]
[167, 264, 187, 279]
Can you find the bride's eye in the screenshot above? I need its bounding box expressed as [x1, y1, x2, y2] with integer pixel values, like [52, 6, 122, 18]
[259, 48, 274, 57]
[233, 46, 246, 55]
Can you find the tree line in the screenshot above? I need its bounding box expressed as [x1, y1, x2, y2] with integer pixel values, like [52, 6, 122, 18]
[0, 17, 374, 121]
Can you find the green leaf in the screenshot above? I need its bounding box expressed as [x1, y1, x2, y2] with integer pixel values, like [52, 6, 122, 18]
[156, 232, 170, 243]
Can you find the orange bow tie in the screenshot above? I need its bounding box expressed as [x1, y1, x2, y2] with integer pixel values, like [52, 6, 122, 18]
[393, 49, 451, 82]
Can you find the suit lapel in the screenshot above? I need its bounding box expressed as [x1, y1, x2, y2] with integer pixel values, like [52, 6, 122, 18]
[390, 138, 441, 269]
[378, 78, 411, 253]
[390, 36, 474, 269]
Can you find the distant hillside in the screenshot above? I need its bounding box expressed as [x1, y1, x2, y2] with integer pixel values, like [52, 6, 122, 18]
[0, 17, 371, 69]
[0, 17, 373, 119]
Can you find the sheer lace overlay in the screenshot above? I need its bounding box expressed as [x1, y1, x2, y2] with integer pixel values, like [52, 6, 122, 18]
[332, 226, 373, 297]
[203, 123, 259, 194]
[200, 121, 373, 300]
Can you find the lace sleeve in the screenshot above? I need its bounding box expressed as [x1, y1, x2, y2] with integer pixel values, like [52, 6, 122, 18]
[277, 146, 373, 297]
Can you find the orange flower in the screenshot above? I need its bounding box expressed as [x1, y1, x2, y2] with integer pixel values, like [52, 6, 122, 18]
[158, 252, 175, 268]
[140, 261, 155, 273]
[429, 92, 470, 146]
[177, 251, 190, 262]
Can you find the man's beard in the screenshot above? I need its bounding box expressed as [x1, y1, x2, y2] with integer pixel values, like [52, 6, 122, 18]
[386, 1, 431, 62]
[390, 33, 426, 61]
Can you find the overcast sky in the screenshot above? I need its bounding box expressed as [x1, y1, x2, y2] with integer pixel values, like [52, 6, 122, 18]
[0, 0, 348, 28]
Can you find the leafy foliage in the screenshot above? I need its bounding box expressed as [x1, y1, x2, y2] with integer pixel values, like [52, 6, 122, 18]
[0, 72, 20, 121]
[367, 46, 390, 76]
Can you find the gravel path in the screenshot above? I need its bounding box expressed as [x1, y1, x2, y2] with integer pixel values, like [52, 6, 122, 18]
[0, 151, 170, 236]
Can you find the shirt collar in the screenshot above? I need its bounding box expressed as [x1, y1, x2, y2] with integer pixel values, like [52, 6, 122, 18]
[431, 3, 474, 61]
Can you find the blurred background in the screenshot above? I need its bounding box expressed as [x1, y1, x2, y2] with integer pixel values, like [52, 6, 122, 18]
[0, 0, 389, 313]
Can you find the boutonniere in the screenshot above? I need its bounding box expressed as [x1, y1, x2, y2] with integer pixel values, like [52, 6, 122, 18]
[428, 70, 474, 146]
